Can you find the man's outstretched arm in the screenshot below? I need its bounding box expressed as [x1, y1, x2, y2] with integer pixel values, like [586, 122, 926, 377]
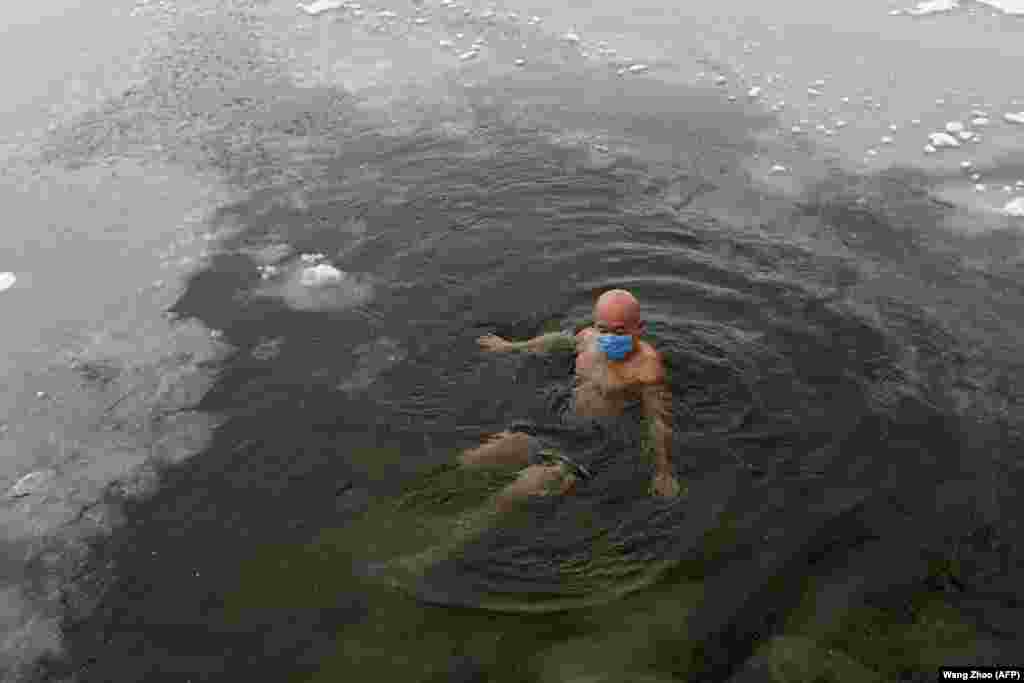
[477, 331, 578, 354]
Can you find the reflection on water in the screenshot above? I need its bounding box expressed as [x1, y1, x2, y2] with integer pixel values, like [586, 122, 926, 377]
[22, 10, 1024, 683]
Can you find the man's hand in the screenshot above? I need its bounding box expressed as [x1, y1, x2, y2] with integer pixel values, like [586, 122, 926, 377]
[650, 470, 684, 499]
[477, 334, 513, 352]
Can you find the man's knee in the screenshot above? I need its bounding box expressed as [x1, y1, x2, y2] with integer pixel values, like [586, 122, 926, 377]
[497, 464, 576, 507]
[458, 431, 532, 468]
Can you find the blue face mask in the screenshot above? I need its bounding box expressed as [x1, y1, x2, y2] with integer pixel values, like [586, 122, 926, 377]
[596, 334, 634, 361]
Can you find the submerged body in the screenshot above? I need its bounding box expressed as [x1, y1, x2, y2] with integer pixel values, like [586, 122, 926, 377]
[465, 289, 682, 508]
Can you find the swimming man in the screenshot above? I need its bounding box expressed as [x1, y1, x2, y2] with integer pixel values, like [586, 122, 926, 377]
[461, 288, 683, 512]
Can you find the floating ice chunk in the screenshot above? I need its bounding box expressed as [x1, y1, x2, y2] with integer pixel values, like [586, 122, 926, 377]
[769, 164, 788, 175]
[514, 58, 526, 66]
[881, 136, 895, 144]
[297, 0, 346, 15]
[1004, 112, 1024, 124]
[439, 39, 454, 48]
[889, 124, 899, 131]
[923, 144, 937, 153]
[458, 49, 479, 60]
[1005, 197, 1024, 217]
[413, 16, 428, 24]
[889, 8, 904, 14]
[300, 252, 327, 263]
[960, 160, 973, 169]
[911, 118, 922, 125]
[834, 119, 847, 128]
[935, 99, 946, 106]
[970, 117, 990, 126]
[824, 129, 835, 136]
[8, 470, 55, 498]
[945, 121, 965, 133]
[727, 95, 737, 102]
[770, 103, 783, 112]
[906, 0, 959, 16]
[807, 88, 822, 97]
[747, 86, 762, 98]
[816, 124, 827, 132]
[1004, 186, 1014, 192]
[970, 173, 981, 181]
[791, 126, 803, 134]
[627, 63, 650, 73]
[714, 75, 728, 85]
[866, 149, 878, 156]
[840, 96, 850, 103]
[958, 130, 974, 141]
[811, 79, 826, 88]
[300, 264, 345, 287]
[376, 9, 397, 17]
[564, 30, 581, 43]
[974, 184, 987, 192]
[1016, 180, 1024, 188]
[0, 271, 15, 293]
[528, 15, 541, 24]
[928, 132, 960, 148]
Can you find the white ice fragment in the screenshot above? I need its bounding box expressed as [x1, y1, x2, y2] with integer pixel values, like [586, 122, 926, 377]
[945, 121, 965, 133]
[376, 9, 396, 17]
[528, 15, 541, 24]
[791, 125, 803, 134]
[458, 49, 479, 61]
[816, 124, 827, 132]
[812, 79, 826, 88]
[974, 184, 987, 192]
[935, 99, 946, 106]
[1003, 112, 1024, 125]
[970, 173, 982, 181]
[627, 63, 649, 73]
[824, 129, 835, 136]
[1004, 186, 1014, 193]
[960, 160, 973, 169]
[889, 124, 899, 132]
[881, 136, 895, 144]
[834, 120, 848, 128]
[928, 132, 960, 148]
[1016, 180, 1024, 187]
[840, 96, 850, 104]
[297, 0, 345, 15]
[727, 95, 737, 102]
[807, 88, 822, 97]
[906, 0, 959, 16]
[514, 58, 526, 66]
[866, 149, 878, 156]
[413, 16, 428, 24]
[770, 103, 783, 112]
[564, 30, 580, 43]
[970, 117, 990, 126]
[455, 32, 464, 38]
[714, 75, 728, 85]
[889, 8, 904, 14]
[958, 130, 974, 141]
[0, 272, 15, 293]
[911, 118, 922, 125]
[8, 470, 55, 498]
[300, 263, 345, 287]
[300, 252, 327, 263]
[923, 144, 937, 154]
[769, 164, 788, 175]
[1005, 197, 1024, 217]
[439, 39, 454, 48]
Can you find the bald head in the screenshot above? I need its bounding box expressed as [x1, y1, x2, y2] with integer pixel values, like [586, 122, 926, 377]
[594, 289, 642, 334]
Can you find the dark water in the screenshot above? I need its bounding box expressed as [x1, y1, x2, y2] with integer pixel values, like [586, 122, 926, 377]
[20, 4, 1024, 683]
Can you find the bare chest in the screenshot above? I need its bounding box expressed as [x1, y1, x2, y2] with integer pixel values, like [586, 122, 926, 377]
[574, 337, 641, 408]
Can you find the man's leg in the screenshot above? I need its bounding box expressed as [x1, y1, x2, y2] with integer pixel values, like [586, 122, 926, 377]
[458, 430, 534, 468]
[494, 463, 577, 513]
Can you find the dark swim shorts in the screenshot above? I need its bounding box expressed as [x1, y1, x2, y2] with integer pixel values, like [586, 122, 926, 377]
[507, 392, 646, 483]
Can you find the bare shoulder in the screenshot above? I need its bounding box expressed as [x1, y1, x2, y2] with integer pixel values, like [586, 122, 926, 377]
[632, 341, 667, 386]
